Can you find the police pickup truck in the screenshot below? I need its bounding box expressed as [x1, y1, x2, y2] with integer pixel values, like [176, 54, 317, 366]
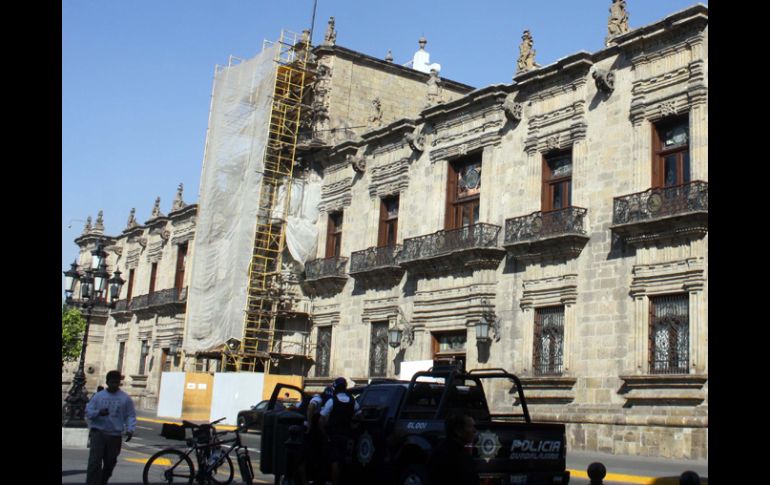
[348, 363, 570, 485]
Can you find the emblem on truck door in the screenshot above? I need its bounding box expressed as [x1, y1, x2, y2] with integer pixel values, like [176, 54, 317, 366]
[357, 431, 375, 466]
[475, 431, 502, 463]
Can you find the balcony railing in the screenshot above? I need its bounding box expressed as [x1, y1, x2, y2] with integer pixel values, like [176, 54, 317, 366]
[504, 207, 588, 245]
[611, 181, 708, 244]
[350, 245, 402, 274]
[399, 223, 502, 264]
[612, 181, 708, 226]
[115, 287, 188, 314]
[305, 257, 348, 281]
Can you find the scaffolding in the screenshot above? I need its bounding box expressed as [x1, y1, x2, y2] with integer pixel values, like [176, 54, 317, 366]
[223, 30, 314, 373]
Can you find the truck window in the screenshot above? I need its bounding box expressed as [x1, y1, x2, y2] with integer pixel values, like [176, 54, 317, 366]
[444, 380, 490, 422]
[401, 383, 443, 419]
[360, 387, 394, 408]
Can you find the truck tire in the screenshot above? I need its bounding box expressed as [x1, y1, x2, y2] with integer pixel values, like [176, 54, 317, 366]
[398, 464, 429, 485]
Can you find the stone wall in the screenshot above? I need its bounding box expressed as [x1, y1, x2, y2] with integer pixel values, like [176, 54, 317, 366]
[305, 6, 708, 459]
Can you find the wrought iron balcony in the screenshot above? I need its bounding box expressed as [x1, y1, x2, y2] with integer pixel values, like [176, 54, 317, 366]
[611, 181, 708, 245]
[398, 223, 505, 276]
[113, 287, 188, 317]
[349, 245, 404, 286]
[503, 207, 590, 262]
[302, 256, 348, 295]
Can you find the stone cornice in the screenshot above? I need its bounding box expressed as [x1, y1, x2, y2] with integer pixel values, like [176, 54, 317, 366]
[168, 203, 197, 220]
[613, 4, 708, 51]
[360, 118, 419, 149]
[74, 234, 118, 247]
[313, 44, 475, 94]
[422, 84, 510, 124]
[513, 52, 593, 90]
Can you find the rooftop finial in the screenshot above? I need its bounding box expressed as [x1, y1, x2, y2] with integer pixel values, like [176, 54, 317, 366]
[324, 17, 337, 46]
[93, 210, 105, 234]
[83, 216, 93, 235]
[172, 183, 186, 211]
[418, 36, 427, 49]
[126, 208, 138, 229]
[606, 0, 629, 45]
[516, 29, 539, 74]
[385, 49, 393, 63]
[150, 196, 164, 219]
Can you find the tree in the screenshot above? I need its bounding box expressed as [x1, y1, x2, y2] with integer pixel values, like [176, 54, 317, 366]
[62, 304, 86, 365]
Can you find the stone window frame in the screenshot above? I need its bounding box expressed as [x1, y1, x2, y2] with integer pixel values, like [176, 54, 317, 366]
[629, 258, 706, 375]
[520, 274, 578, 377]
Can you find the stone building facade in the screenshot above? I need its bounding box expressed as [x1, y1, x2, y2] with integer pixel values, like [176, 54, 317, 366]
[62, 186, 197, 410]
[65, 4, 707, 459]
[299, 6, 708, 459]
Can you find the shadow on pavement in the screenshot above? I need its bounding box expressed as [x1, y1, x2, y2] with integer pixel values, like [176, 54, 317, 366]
[62, 470, 87, 476]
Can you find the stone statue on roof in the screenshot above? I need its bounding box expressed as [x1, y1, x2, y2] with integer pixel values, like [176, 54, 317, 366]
[151, 196, 164, 219]
[324, 17, 337, 46]
[607, 0, 629, 43]
[517, 30, 539, 74]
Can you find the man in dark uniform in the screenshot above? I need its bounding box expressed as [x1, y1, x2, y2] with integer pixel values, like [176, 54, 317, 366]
[427, 412, 479, 485]
[320, 377, 359, 485]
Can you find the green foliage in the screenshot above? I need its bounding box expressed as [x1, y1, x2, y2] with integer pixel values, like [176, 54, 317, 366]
[62, 304, 86, 363]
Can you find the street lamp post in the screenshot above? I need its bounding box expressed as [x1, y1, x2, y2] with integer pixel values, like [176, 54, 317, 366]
[62, 241, 124, 428]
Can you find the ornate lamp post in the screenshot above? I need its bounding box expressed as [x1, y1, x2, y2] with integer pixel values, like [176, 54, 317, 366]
[62, 240, 125, 428]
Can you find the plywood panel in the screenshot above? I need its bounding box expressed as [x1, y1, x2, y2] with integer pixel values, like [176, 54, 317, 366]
[182, 372, 214, 422]
[262, 374, 304, 401]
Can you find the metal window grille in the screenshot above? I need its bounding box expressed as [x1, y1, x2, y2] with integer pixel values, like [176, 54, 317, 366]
[533, 306, 564, 376]
[649, 294, 689, 374]
[315, 327, 332, 377]
[369, 322, 389, 377]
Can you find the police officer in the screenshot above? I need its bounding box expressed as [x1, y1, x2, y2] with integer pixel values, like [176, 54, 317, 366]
[302, 385, 333, 484]
[320, 377, 360, 485]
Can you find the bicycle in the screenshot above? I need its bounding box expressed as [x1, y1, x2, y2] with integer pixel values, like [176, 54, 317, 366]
[142, 417, 255, 485]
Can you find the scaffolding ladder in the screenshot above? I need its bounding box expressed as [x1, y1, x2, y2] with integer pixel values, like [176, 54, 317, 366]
[224, 30, 313, 372]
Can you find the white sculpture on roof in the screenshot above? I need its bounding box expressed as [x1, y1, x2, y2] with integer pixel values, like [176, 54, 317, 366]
[412, 37, 441, 74]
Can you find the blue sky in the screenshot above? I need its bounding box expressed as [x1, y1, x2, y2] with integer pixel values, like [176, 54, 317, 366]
[62, 0, 706, 282]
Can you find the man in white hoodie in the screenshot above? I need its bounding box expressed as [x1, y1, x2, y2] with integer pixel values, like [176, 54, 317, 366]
[85, 370, 136, 485]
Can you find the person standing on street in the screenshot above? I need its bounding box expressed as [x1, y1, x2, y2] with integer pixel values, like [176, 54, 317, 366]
[320, 377, 359, 485]
[85, 370, 136, 485]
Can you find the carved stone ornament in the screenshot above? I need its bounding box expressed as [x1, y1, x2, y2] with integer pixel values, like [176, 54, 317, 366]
[606, 0, 630, 44]
[82, 216, 93, 235]
[385, 49, 394, 63]
[150, 197, 164, 219]
[323, 16, 337, 46]
[404, 129, 425, 153]
[660, 100, 678, 117]
[516, 30, 539, 74]
[593, 68, 615, 94]
[171, 183, 186, 211]
[502, 94, 523, 122]
[369, 97, 383, 127]
[93, 210, 105, 234]
[348, 154, 366, 174]
[126, 208, 138, 230]
[547, 135, 560, 151]
[137, 236, 148, 248]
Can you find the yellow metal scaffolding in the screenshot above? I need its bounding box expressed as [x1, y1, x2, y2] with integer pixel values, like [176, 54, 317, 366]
[224, 30, 313, 373]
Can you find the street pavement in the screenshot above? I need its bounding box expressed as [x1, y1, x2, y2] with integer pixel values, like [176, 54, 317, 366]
[63, 409, 708, 484]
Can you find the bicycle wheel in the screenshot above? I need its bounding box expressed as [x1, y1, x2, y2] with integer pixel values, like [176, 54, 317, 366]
[210, 453, 234, 485]
[143, 448, 195, 485]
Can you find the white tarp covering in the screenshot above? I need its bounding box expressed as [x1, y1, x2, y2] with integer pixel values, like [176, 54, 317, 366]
[209, 372, 264, 425]
[184, 44, 278, 353]
[157, 372, 186, 419]
[273, 179, 321, 270]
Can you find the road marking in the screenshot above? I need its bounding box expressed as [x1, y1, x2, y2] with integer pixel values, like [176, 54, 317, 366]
[137, 426, 153, 430]
[568, 469, 704, 484]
